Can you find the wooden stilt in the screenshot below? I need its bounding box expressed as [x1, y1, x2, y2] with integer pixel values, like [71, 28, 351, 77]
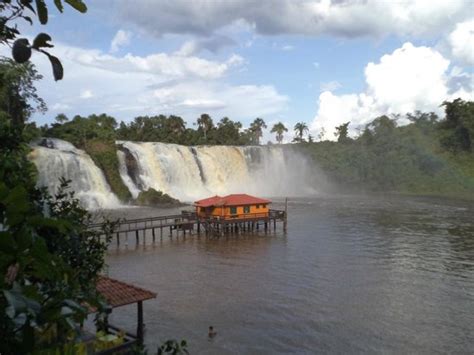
[137, 301, 144, 345]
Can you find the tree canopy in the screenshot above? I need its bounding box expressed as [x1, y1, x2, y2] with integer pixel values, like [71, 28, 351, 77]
[271, 122, 288, 144]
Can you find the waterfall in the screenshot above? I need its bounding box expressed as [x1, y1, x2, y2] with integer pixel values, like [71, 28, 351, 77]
[29, 138, 121, 210]
[117, 141, 317, 202]
[30, 138, 319, 209]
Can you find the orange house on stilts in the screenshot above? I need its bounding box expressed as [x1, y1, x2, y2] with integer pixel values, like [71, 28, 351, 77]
[194, 194, 287, 235]
[195, 194, 271, 221]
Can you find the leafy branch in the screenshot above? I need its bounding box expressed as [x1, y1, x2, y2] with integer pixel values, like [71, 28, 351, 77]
[1, 0, 87, 80]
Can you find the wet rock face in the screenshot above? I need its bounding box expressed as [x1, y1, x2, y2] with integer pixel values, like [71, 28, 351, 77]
[118, 146, 143, 190]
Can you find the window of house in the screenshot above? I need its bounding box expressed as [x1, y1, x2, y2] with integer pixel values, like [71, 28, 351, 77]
[256, 204, 260, 209]
[244, 206, 250, 213]
[230, 206, 237, 214]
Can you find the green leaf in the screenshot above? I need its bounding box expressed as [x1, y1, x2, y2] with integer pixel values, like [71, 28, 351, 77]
[35, 0, 48, 24]
[40, 51, 64, 81]
[23, 16, 33, 25]
[64, 0, 87, 13]
[20, 0, 36, 14]
[0, 232, 16, 254]
[54, 0, 63, 12]
[49, 54, 64, 81]
[32, 33, 53, 49]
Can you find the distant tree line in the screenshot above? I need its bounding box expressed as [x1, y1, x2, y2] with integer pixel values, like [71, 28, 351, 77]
[40, 112, 330, 147]
[42, 113, 272, 147]
[297, 99, 474, 196]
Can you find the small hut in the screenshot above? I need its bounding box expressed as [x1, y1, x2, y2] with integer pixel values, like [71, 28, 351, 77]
[195, 194, 271, 221]
[94, 276, 156, 352]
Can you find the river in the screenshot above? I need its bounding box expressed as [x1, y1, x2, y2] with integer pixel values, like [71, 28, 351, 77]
[102, 194, 474, 354]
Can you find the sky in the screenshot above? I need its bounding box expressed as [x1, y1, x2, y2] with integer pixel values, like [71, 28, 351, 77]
[12, 0, 474, 142]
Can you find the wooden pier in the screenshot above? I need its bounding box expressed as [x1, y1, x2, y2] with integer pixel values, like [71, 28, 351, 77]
[89, 209, 287, 246]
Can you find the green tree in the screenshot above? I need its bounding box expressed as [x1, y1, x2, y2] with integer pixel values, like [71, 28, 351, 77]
[335, 122, 350, 143]
[197, 113, 214, 141]
[211, 117, 243, 145]
[293, 122, 309, 142]
[54, 113, 69, 123]
[439, 98, 473, 152]
[249, 117, 267, 145]
[271, 122, 288, 144]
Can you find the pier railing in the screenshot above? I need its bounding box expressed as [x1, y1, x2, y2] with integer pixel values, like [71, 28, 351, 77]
[88, 208, 286, 242]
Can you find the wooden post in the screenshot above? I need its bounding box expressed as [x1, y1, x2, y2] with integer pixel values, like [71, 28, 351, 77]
[135, 230, 139, 245]
[116, 233, 120, 246]
[137, 301, 144, 345]
[152, 228, 156, 243]
[284, 197, 288, 232]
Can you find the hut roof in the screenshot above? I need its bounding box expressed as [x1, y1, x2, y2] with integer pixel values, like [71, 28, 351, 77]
[195, 194, 271, 207]
[97, 276, 156, 308]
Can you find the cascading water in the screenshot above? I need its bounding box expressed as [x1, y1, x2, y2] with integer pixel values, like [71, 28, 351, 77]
[117, 141, 318, 202]
[29, 138, 120, 209]
[30, 138, 320, 209]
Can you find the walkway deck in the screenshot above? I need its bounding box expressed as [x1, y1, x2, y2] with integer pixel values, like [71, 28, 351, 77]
[89, 209, 287, 246]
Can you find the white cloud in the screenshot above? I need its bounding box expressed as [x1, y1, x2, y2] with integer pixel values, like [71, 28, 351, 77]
[281, 45, 294, 51]
[113, 0, 471, 39]
[320, 80, 341, 92]
[80, 89, 93, 99]
[311, 42, 474, 140]
[29, 42, 286, 126]
[68, 46, 243, 80]
[175, 35, 236, 56]
[110, 29, 132, 53]
[51, 103, 71, 111]
[448, 20, 474, 65]
[150, 81, 288, 118]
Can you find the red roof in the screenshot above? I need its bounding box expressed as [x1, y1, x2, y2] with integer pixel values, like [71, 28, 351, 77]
[97, 276, 156, 308]
[195, 194, 271, 207]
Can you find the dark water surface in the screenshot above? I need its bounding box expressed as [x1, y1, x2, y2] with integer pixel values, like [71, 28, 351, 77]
[103, 195, 474, 354]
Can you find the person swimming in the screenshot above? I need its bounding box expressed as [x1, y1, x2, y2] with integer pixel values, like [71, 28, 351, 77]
[208, 326, 217, 338]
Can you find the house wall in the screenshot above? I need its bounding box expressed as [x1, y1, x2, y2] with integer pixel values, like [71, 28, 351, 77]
[196, 204, 269, 220]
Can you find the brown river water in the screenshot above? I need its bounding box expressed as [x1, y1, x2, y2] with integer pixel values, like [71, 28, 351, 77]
[100, 195, 474, 354]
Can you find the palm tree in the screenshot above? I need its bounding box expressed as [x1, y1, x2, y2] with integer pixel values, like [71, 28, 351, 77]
[293, 122, 308, 142]
[270, 122, 288, 144]
[249, 117, 267, 145]
[197, 113, 214, 140]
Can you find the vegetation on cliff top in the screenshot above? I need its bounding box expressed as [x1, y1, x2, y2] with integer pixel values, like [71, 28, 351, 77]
[135, 188, 183, 207]
[84, 139, 132, 202]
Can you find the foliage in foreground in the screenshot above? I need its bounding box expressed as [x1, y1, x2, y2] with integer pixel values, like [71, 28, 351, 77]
[0, 57, 113, 354]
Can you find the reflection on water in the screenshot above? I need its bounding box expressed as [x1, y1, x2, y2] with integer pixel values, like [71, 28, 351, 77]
[103, 195, 474, 354]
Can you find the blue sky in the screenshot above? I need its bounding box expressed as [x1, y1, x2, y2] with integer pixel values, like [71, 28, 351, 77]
[14, 0, 474, 141]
